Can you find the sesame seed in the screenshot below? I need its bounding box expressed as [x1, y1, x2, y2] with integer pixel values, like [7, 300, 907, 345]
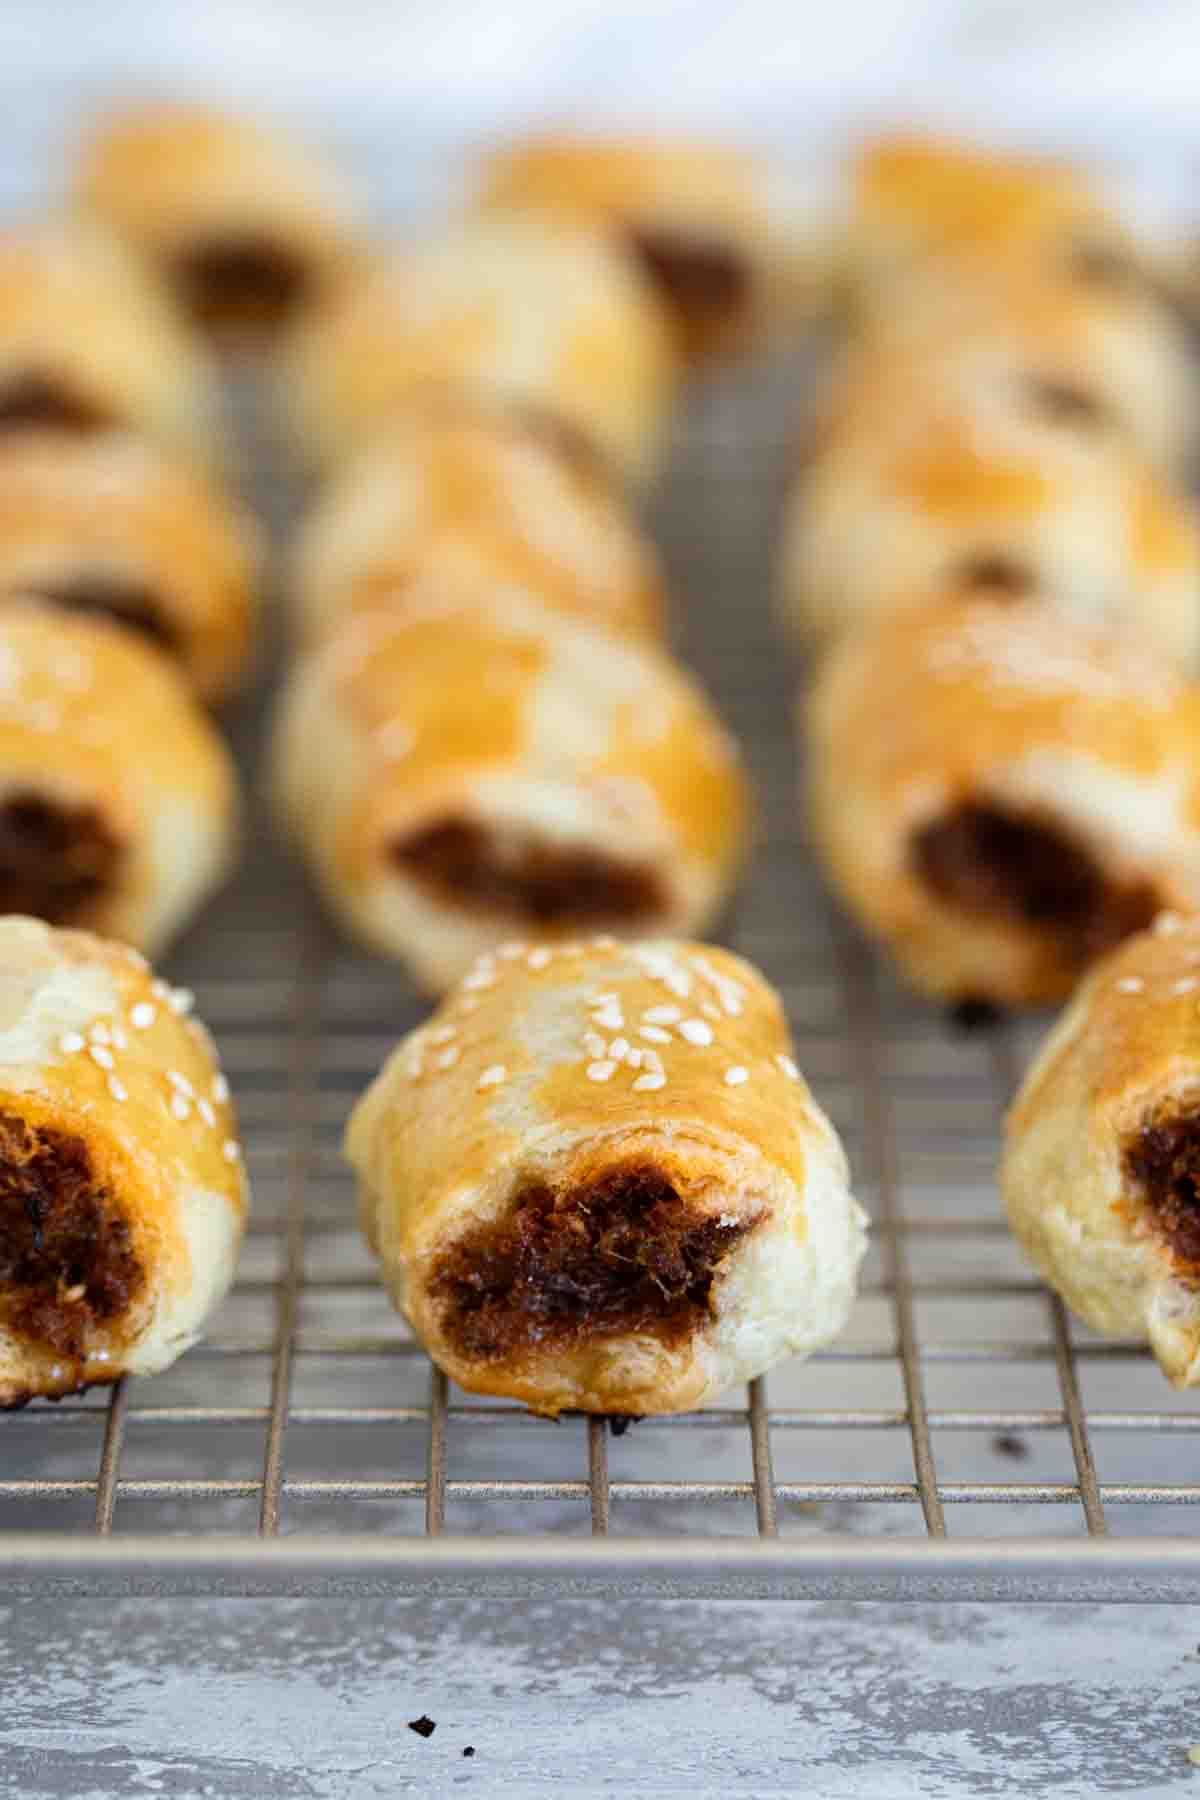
[724, 1066, 749, 1087]
[1154, 912, 1183, 937]
[170, 1094, 191, 1122]
[1115, 977, 1144, 993]
[89, 1045, 114, 1070]
[609, 1037, 630, 1063]
[130, 1002, 155, 1030]
[223, 1139, 240, 1162]
[462, 966, 495, 991]
[499, 941, 528, 960]
[583, 1031, 607, 1059]
[1173, 977, 1199, 995]
[107, 1075, 128, 1102]
[701, 1001, 721, 1021]
[627, 1047, 644, 1069]
[436, 1047, 460, 1069]
[478, 1064, 507, 1090]
[639, 1025, 671, 1045]
[58, 1031, 85, 1055]
[526, 948, 552, 970]
[776, 1054, 801, 1081]
[90, 1022, 111, 1045]
[212, 1073, 230, 1104]
[592, 1003, 624, 1031]
[587, 1060, 617, 1082]
[679, 1019, 713, 1046]
[641, 1048, 664, 1074]
[643, 1005, 681, 1025]
[151, 978, 170, 1000]
[169, 987, 195, 1015]
[111, 1026, 128, 1051]
[167, 1070, 193, 1094]
[591, 936, 617, 950]
[633, 1071, 666, 1092]
[198, 1099, 216, 1126]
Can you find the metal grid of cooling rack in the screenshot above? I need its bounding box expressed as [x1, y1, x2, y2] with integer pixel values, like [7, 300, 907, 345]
[2, 351, 1200, 1602]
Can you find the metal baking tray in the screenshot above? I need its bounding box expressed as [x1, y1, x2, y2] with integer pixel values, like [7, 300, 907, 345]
[1, 345, 1198, 1603]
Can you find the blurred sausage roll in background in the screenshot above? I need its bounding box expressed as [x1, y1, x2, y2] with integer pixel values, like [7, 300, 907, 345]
[0, 916, 245, 1407]
[279, 216, 678, 486]
[272, 591, 749, 992]
[0, 603, 238, 956]
[290, 402, 664, 647]
[73, 102, 365, 338]
[806, 596, 1200, 1010]
[347, 938, 866, 1415]
[1003, 912, 1200, 1387]
[0, 431, 260, 703]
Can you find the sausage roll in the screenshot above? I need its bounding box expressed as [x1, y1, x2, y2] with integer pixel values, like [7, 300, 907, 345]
[73, 102, 365, 337]
[291, 402, 664, 646]
[0, 221, 221, 463]
[0, 602, 237, 955]
[279, 217, 678, 486]
[0, 431, 261, 703]
[272, 593, 749, 993]
[806, 595, 1200, 1010]
[347, 938, 866, 1415]
[0, 916, 245, 1406]
[475, 133, 833, 360]
[779, 335, 1200, 664]
[1002, 911, 1200, 1386]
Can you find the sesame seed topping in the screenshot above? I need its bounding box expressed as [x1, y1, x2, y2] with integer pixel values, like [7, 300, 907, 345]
[128, 1001, 155, 1029]
[167, 1070, 193, 1094]
[526, 948, 553, 970]
[223, 1139, 240, 1162]
[627, 1047, 644, 1069]
[776, 1054, 801, 1081]
[643, 1005, 681, 1025]
[462, 966, 495, 991]
[170, 1094, 191, 1122]
[107, 1075, 128, 1103]
[587, 1060, 618, 1082]
[58, 1031, 85, 1055]
[701, 1002, 721, 1021]
[111, 1026, 128, 1051]
[679, 1019, 713, 1046]
[89, 1022, 110, 1045]
[641, 1048, 664, 1074]
[89, 1044, 114, 1070]
[633, 1071, 666, 1092]
[1115, 976, 1144, 993]
[1154, 912, 1184, 937]
[583, 1031, 607, 1059]
[212, 1073, 230, 1104]
[499, 942, 528, 960]
[436, 1046, 461, 1069]
[151, 978, 170, 1000]
[198, 1099, 216, 1126]
[724, 1066, 749, 1087]
[639, 1024, 671, 1045]
[478, 1064, 507, 1090]
[592, 1003, 624, 1031]
[609, 1037, 630, 1063]
[1173, 977, 1199, 995]
[169, 987, 195, 1015]
[428, 1025, 457, 1044]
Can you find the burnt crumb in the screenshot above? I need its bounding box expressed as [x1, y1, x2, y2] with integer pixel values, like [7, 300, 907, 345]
[0, 788, 125, 927]
[0, 373, 112, 435]
[1124, 1112, 1200, 1270]
[25, 575, 178, 654]
[1026, 373, 1109, 431]
[463, 1746, 476, 1758]
[913, 802, 1159, 969]
[392, 817, 665, 928]
[626, 226, 749, 350]
[173, 234, 309, 331]
[949, 997, 1003, 1034]
[951, 552, 1035, 598]
[408, 1716, 437, 1740]
[991, 1432, 1030, 1461]
[433, 1166, 761, 1361]
[0, 1109, 142, 1362]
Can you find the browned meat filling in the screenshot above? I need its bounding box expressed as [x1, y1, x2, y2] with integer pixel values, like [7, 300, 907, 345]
[1124, 1112, 1200, 1270]
[432, 1165, 760, 1359]
[952, 551, 1035, 596]
[0, 790, 125, 926]
[912, 802, 1158, 963]
[173, 235, 310, 330]
[1027, 374, 1109, 431]
[391, 818, 665, 927]
[0, 373, 111, 435]
[25, 575, 178, 654]
[626, 226, 749, 349]
[0, 1110, 142, 1375]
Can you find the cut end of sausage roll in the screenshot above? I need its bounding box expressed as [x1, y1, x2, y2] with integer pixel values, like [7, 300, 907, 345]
[0, 916, 245, 1405]
[0, 602, 239, 955]
[347, 938, 866, 1415]
[806, 595, 1200, 1008]
[273, 592, 748, 992]
[1002, 912, 1200, 1386]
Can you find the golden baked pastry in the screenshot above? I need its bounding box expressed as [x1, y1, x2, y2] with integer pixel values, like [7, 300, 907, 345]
[475, 132, 832, 360]
[0, 220, 221, 462]
[0, 915, 245, 1406]
[0, 601, 238, 955]
[806, 595, 1200, 1009]
[272, 592, 750, 993]
[0, 431, 261, 703]
[779, 334, 1200, 663]
[279, 216, 678, 486]
[347, 937, 866, 1415]
[73, 102, 365, 337]
[291, 402, 664, 646]
[1003, 911, 1200, 1386]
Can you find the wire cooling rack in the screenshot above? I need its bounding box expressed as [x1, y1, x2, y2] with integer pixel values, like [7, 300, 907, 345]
[1, 351, 1199, 1602]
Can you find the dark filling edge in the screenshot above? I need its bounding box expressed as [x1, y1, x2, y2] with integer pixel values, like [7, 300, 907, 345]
[1124, 1110, 1200, 1271]
[0, 788, 126, 928]
[172, 233, 312, 330]
[0, 373, 113, 435]
[23, 574, 179, 654]
[625, 225, 751, 347]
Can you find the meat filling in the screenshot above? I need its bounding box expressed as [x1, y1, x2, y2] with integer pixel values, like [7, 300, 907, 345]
[0, 790, 125, 926]
[912, 802, 1159, 963]
[0, 1110, 142, 1369]
[0, 373, 111, 435]
[952, 551, 1035, 596]
[626, 226, 749, 346]
[391, 818, 665, 927]
[1124, 1113, 1200, 1270]
[432, 1166, 760, 1359]
[25, 575, 178, 654]
[173, 235, 310, 330]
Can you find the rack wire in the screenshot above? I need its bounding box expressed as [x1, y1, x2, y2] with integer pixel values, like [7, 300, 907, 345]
[1, 353, 1199, 1602]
